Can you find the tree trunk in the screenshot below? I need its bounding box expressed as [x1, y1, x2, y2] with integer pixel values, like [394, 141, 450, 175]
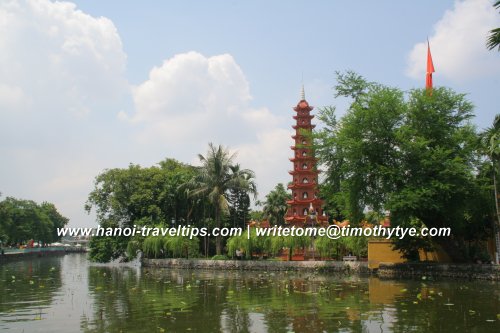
[215, 206, 222, 255]
[493, 166, 500, 264]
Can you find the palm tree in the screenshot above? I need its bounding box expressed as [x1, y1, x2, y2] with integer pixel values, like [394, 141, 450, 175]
[481, 114, 500, 263]
[228, 164, 256, 228]
[262, 183, 291, 226]
[487, 1, 500, 51]
[183, 143, 257, 255]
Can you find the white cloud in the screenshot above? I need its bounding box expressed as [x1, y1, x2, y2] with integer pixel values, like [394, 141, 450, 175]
[130, 52, 249, 122]
[0, 0, 128, 113]
[126, 51, 292, 200]
[0, 2, 299, 227]
[406, 0, 500, 82]
[0, 0, 129, 227]
[234, 128, 293, 198]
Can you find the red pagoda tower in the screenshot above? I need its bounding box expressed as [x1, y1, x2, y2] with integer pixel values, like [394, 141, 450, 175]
[285, 87, 328, 227]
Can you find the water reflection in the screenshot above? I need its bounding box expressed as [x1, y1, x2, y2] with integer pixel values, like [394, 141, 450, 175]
[1, 254, 499, 332]
[0, 256, 63, 321]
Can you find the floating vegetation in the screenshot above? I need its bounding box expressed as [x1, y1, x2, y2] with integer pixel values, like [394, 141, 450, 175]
[1, 257, 499, 332]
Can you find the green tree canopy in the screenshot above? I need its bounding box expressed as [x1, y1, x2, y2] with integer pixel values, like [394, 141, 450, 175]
[0, 197, 68, 245]
[228, 164, 254, 228]
[181, 143, 257, 255]
[85, 159, 204, 262]
[261, 183, 291, 226]
[315, 71, 493, 262]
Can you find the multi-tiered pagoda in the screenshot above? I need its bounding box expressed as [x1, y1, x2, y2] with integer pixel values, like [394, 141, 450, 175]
[285, 88, 328, 227]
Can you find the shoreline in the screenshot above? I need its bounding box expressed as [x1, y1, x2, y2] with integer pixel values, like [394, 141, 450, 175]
[3, 254, 499, 281]
[142, 258, 500, 281]
[0, 247, 87, 263]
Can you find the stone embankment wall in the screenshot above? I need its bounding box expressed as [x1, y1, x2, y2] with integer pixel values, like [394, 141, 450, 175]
[377, 262, 500, 281]
[0, 247, 86, 263]
[143, 258, 371, 275]
[142, 259, 500, 281]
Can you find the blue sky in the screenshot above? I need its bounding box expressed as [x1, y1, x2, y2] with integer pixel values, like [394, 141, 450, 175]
[0, 0, 499, 228]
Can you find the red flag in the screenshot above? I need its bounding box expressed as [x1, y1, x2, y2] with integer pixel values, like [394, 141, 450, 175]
[426, 41, 435, 93]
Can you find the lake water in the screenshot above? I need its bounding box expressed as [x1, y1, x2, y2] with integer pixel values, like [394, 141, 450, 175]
[0, 253, 499, 332]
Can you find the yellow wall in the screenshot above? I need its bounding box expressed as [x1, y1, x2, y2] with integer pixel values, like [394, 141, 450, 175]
[368, 240, 406, 269]
[418, 244, 451, 262]
[369, 238, 496, 267]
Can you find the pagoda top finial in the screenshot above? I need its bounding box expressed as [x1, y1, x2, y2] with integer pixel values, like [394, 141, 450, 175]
[300, 84, 305, 101]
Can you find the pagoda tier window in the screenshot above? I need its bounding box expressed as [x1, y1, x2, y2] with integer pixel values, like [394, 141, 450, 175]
[301, 139, 307, 145]
[302, 163, 308, 170]
[293, 192, 297, 198]
[303, 208, 308, 216]
[302, 178, 309, 184]
[302, 192, 308, 199]
[302, 151, 307, 157]
[293, 210, 297, 216]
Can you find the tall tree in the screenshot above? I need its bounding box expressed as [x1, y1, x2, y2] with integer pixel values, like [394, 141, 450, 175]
[228, 164, 255, 228]
[316, 72, 491, 262]
[86, 159, 203, 262]
[182, 143, 257, 255]
[389, 88, 481, 261]
[261, 183, 291, 226]
[0, 197, 68, 245]
[316, 71, 405, 223]
[40, 202, 69, 243]
[480, 114, 500, 263]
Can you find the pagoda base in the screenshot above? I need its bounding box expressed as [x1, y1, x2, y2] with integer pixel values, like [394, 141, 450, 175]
[285, 216, 328, 228]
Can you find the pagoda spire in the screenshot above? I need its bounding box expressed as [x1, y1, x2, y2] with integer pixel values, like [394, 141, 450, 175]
[284, 94, 328, 227]
[300, 84, 305, 101]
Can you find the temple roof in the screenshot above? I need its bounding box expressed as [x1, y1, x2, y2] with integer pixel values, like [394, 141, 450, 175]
[293, 100, 313, 111]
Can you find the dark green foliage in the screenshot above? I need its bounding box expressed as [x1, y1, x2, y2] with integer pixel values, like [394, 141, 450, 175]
[249, 210, 264, 221]
[181, 143, 257, 255]
[315, 72, 495, 262]
[0, 196, 68, 245]
[85, 158, 206, 262]
[228, 165, 252, 228]
[86, 151, 257, 261]
[316, 73, 405, 223]
[85, 159, 197, 229]
[390, 219, 434, 261]
[261, 183, 291, 226]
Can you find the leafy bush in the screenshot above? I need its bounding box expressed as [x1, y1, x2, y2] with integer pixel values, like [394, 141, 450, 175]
[142, 234, 200, 259]
[211, 254, 229, 260]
